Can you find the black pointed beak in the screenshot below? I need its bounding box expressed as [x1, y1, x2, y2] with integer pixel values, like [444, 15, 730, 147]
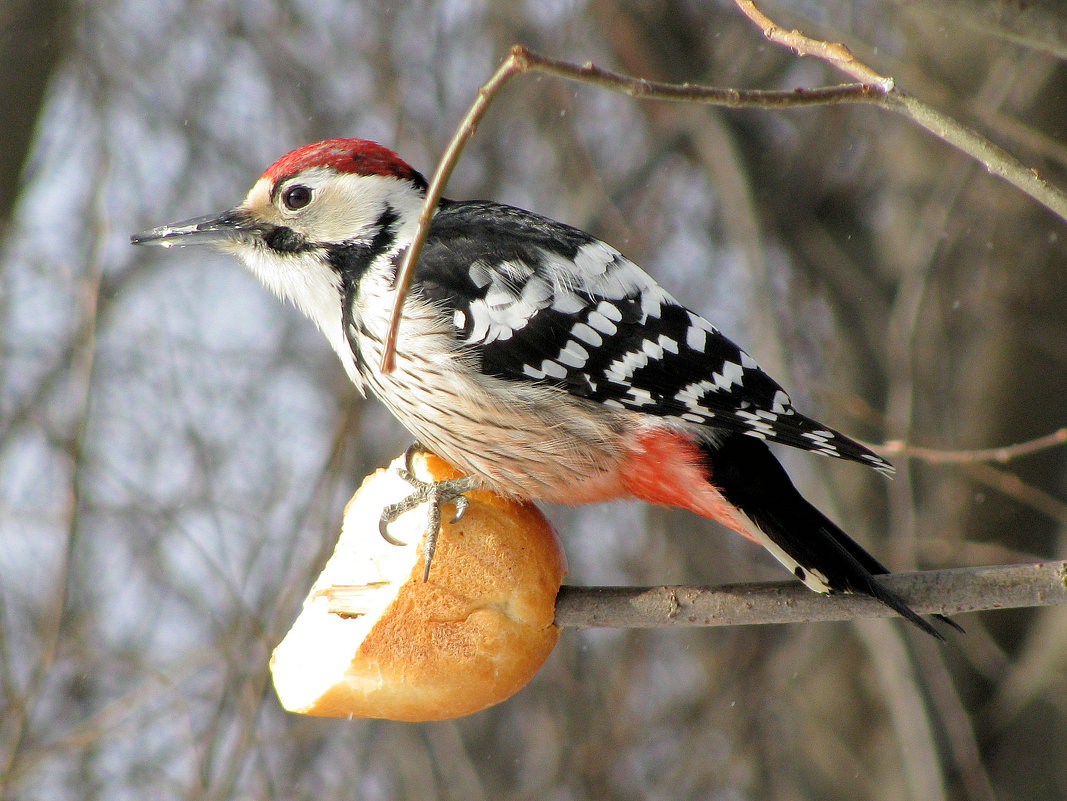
[131, 209, 261, 248]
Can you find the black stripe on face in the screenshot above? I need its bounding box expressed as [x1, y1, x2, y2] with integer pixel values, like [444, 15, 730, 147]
[327, 205, 401, 288]
[263, 225, 314, 254]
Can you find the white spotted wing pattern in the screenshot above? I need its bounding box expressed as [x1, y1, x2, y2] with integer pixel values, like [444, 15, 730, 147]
[414, 199, 892, 474]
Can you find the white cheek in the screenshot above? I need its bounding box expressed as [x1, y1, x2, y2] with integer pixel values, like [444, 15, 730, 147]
[235, 246, 355, 372]
[231, 245, 327, 302]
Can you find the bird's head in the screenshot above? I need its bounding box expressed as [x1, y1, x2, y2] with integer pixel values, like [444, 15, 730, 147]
[132, 138, 428, 362]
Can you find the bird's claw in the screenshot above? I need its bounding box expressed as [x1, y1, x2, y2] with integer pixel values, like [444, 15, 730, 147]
[377, 513, 408, 546]
[450, 493, 469, 523]
[378, 449, 478, 580]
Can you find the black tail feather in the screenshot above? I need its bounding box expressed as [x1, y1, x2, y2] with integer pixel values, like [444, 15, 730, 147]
[702, 435, 957, 640]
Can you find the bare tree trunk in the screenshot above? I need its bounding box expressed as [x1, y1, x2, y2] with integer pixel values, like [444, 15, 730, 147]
[0, 0, 70, 233]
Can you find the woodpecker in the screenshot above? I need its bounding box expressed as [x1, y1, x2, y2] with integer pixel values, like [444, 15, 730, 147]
[133, 138, 953, 638]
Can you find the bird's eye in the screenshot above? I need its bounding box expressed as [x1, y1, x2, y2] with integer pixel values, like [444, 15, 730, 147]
[282, 185, 313, 211]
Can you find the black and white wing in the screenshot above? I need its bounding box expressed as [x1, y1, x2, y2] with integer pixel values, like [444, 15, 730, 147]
[415, 199, 892, 474]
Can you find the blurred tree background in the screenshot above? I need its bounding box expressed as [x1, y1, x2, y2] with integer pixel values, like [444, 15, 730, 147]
[2, 0, 1067, 799]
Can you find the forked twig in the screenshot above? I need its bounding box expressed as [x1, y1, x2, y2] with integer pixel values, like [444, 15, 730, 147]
[381, 45, 890, 371]
[873, 430, 1067, 523]
[381, 4, 1067, 372]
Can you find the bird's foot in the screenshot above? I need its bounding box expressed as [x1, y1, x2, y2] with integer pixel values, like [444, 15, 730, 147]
[379, 444, 478, 580]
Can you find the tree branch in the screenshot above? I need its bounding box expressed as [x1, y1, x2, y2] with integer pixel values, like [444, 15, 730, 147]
[551, 562, 1067, 629]
[323, 562, 1067, 629]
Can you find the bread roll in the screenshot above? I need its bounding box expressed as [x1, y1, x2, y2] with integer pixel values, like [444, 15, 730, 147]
[270, 451, 566, 721]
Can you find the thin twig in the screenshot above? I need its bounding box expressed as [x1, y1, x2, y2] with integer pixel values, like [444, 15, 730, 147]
[881, 428, 1067, 465]
[381, 50, 526, 373]
[732, 0, 890, 87]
